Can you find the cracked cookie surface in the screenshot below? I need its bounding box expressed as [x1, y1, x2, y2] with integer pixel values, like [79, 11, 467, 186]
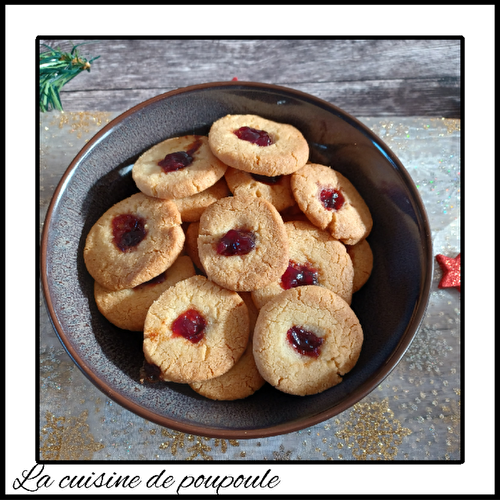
[252, 286, 363, 396]
[251, 220, 354, 309]
[197, 195, 289, 291]
[224, 166, 295, 212]
[346, 238, 374, 293]
[84, 192, 184, 291]
[143, 275, 250, 383]
[94, 255, 196, 331]
[208, 114, 309, 176]
[132, 135, 228, 199]
[189, 339, 265, 400]
[291, 163, 373, 245]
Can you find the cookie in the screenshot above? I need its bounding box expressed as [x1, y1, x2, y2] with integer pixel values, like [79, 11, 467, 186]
[224, 166, 295, 212]
[208, 114, 309, 176]
[251, 220, 354, 309]
[346, 239, 373, 292]
[84, 192, 185, 291]
[189, 339, 265, 400]
[173, 177, 231, 222]
[132, 135, 228, 199]
[290, 163, 373, 245]
[197, 195, 289, 291]
[143, 275, 250, 383]
[94, 255, 196, 331]
[253, 286, 363, 396]
[184, 222, 205, 273]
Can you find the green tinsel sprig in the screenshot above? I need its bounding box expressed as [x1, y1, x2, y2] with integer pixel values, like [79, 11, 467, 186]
[39, 42, 101, 112]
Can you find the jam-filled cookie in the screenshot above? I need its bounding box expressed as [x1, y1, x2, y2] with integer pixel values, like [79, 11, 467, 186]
[197, 195, 289, 291]
[84, 192, 185, 291]
[94, 255, 196, 331]
[290, 163, 373, 245]
[132, 135, 228, 199]
[224, 166, 295, 212]
[173, 177, 231, 222]
[346, 238, 374, 293]
[253, 286, 363, 396]
[251, 220, 354, 309]
[208, 114, 309, 176]
[189, 339, 265, 400]
[143, 275, 250, 383]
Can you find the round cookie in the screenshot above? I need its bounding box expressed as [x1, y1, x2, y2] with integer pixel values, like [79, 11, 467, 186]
[173, 177, 231, 222]
[253, 286, 363, 396]
[132, 135, 228, 199]
[346, 238, 374, 292]
[197, 195, 289, 291]
[94, 255, 196, 331]
[143, 275, 250, 383]
[251, 220, 354, 309]
[290, 163, 373, 245]
[84, 192, 185, 291]
[224, 167, 295, 212]
[189, 339, 265, 400]
[208, 114, 309, 176]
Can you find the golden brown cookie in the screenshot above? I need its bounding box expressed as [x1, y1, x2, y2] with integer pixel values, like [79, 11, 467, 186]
[94, 255, 196, 331]
[197, 195, 289, 291]
[251, 220, 354, 309]
[189, 339, 265, 400]
[173, 177, 231, 222]
[290, 163, 373, 245]
[84, 192, 185, 291]
[346, 238, 374, 292]
[253, 286, 363, 396]
[132, 135, 228, 199]
[208, 114, 309, 176]
[224, 166, 295, 212]
[143, 275, 250, 383]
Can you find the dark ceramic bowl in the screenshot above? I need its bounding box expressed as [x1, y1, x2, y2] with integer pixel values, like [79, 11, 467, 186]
[41, 82, 432, 439]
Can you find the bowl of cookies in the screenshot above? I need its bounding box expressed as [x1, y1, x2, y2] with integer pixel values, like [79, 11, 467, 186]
[41, 81, 432, 438]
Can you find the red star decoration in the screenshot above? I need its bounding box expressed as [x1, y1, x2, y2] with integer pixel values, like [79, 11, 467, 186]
[435, 253, 461, 292]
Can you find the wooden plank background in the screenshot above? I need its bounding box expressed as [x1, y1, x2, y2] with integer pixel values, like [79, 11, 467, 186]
[38, 38, 461, 118]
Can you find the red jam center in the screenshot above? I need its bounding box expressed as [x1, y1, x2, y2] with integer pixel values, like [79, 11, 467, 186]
[157, 138, 202, 173]
[216, 229, 256, 256]
[287, 326, 324, 358]
[234, 126, 273, 146]
[319, 187, 345, 211]
[112, 213, 147, 252]
[171, 309, 207, 343]
[251, 173, 282, 185]
[281, 260, 319, 290]
[134, 271, 167, 290]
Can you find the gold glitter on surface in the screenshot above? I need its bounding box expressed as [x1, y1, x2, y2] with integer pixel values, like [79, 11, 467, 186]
[159, 429, 185, 455]
[272, 444, 293, 460]
[336, 399, 412, 460]
[158, 430, 239, 460]
[50, 111, 113, 139]
[40, 410, 104, 460]
[39, 116, 461, 461]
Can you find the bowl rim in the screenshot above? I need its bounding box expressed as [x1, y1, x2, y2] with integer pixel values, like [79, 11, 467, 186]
[40, 81, 433, 439]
